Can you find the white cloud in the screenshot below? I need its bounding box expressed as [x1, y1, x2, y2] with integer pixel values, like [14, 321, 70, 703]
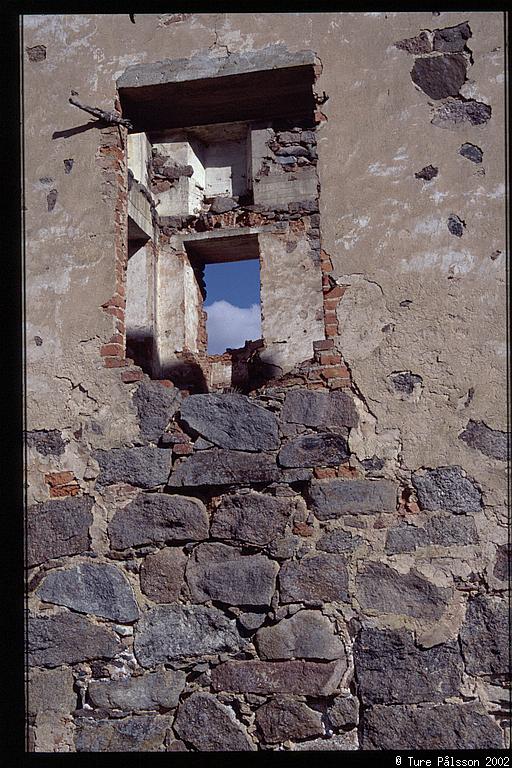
[205, 300, 261, 354]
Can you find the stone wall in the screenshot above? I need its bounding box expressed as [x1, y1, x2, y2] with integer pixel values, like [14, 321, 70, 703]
[24, 12, 508, 752]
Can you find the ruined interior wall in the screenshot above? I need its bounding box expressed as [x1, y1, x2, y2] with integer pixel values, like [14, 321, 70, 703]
[24, 13, 508, 753]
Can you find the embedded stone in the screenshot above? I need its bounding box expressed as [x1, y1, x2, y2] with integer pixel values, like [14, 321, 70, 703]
[432, 100, 491, 129]
[493, 543, 510, 582]
[27, 667, 76, 719]
[179, 393, 279, 451]
[385, 524, 428, 554]
[275, 145, 309, 157]
[424, 514, 479, 546]
[328, 695, 359, 729]
[255, 697, 324, 743]
[279, 554, 349, 604]
[75, 715, 171, 752]
[388, 370, 423, 394]
[209, 196, 239, 214]
[433, 22, 472, 53]
[459, 419, 508, 461]
[361, 703, 504, 749]
[256, 610, 346, 661]
[412, 466, 482, 513]
[414, 166, 438, 182]
[94, 447, 170, 489]
[394, 31, 432, 54]
[174, 692, 255, 751]
[186, 543, 278, 606]
[168, 449, 279, 487]
[211, 491, 293, 547]
[309, 479, 397, 519]
[317, 529, 363, 553]
[238, 611, 267, 631]
[140, 548, 187, 602]
[37, 562, 139, 622]
[459, 142, 483, 163]
[278, 433, 349, 468]
[133, 380, 181, 443]
[28, 612, 120, 667]
[27, 496, 93, 567]
[26, 429, 66, 456]
[211, 659, 344, 695]
[109, 493, 208, 549]
[280, 389, 358, 429]
[291, 732, 359, 750]
[460, 595, 508, 675]
[355, 562, 450, 619]
[88, 669, 186, 711]
[353, 627, 463, 705]
[134, 605, 244, 665]
[411, 54, 467, 100]
[448, 213, 465, 237]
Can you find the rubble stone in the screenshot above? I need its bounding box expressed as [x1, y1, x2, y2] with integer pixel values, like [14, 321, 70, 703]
[27, 497, 93, 567]
[280, 389, 358, 428]
[88, 670, 186, 711]
[355, 562, 450, 619]
[28, 612, 120, 667]
[140, 548, 187, 602]
[328, 695, 359, 729]
[279, 554, 349, 604]
[26, 429, 66, 456]
[174, 692, 255, 751]
[27, 667, 76, 718]
[412, 466, 482, 513]
[211, 491, 293, 547]
[411, 54, 467, 100]
[211, 659, 345, 695]
[278, 433, 349, 468]
[255, 697, 324, 743]
[309, 479, 397, 519]
[109, 493, 208, 549]
[290, 732, 359, 750]
[75, 715, 171, 752]
[168, 449, 279, 486]
[459, 419, 508, 460]
[460, 595, 508, 675]
[37, 562, 139, 622]
[94, 447, 170, 489]
[255, 610, 346, 661]
[317, 529, 362, 553]
[433, 22, 472, 53]
[133, 380, 181, 443]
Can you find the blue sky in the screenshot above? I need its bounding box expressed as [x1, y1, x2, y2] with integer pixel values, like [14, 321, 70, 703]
[204, 260, 261, 353]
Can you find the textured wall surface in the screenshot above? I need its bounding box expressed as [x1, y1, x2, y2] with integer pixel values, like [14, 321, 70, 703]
[24, 12, 508, 752]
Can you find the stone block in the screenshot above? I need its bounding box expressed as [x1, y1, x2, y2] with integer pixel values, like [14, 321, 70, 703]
[460, 595, 508, 675]
[328, 695, 359, 729]
[27, 497, 93, 567]
[133, 380, 181, 443]
[75, 715, 171, 752]
[280, 389, 358, 428]
[255, 697, 324, 743]
[27, 667, 76, 719]
[309, 479, 397, 519]
[26, 429, 66, 456]
[278, 433, 349, 468]
[88, 669, 186, 711]
[174, 692, 255, 751]
[179, 393, 279, 451]
[109, 492, 208, 549]
[279, 554, 349, 604]
[28, 612, 120, 667]
[255, 610, 346, 661]
[37, 562, 139, 622]
[459, 419, 508, 461]
[316, 529, 363, 553]
[211, 491, 294, 547]
[412, 466, 482, 513]
[411, 54, 467, 100]
[134, 605, 245, 666]
[168, 449, 279, 487]
[140, 548, 187, 602]
[94, 447, 171, 489]
[211, 659, 345, 695]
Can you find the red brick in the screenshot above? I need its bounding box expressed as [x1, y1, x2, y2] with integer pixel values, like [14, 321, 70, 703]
[318, 353, 342, 366]
[45, 471, 75, 487]
[323, 298, 340, 311]
[121, 370, 144, 383]
[321, 365, 349, 379]
[323, 311, 338, 324]
[314, 467, 337, 479]
[292, 522, 314, 537]
[157, 380, 174, 388]
[100, 343, 123, 357]
[313, 339, 334, 351]
[325, 324, 339, 337]
[321, 260, 333, 273]
[325, 285, 346, 299]
[50, 485, 80, 498]
[104, 306, 124, 321]
[337, 465, 360, 479]
[104, 357, 127, 368]
[108, 334, 124, 345]
[328, 378, 352, 389]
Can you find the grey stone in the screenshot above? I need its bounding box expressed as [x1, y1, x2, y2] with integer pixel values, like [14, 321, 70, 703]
[317, 529, 363, 553]
[134, 605, 245, 665]
[493, 543, 510, 582]
[309, 479, 397, 519]
[411, 54, 466, 100]
[26, 429, 66, 456]
[211, 659, 345, 695]
[354, 627, 463, 705]
[209, 196, 239, 214]
[290, 732, 359, 750]
[432, 100, 492, 129]
[275, 155, 297, 165]
[179, 393, 279, 451]
[355, 562, 451, 619]
[255, 697, 324, 743]
[75, 715, 171, 752]
[385, 524, 428, 554]
[424, 514, 479, 546]
[133, 380, 181, 443]
[280, 389, 358, 429]
[448, 213, 465, 237]
[361, 703, 504, 750]
[211, 491, 293, 547]
[412, 465, 482, 513]
[193, 437, 214, 450]
[433, 22, 472, 53]
[27, 496, 93, 567]
[459, 142, 483, 163]
[394, 31, 432, 54]
[277, 130, 300, 143]
[279, 433, 349, 468]
[37, 562, 139, 622]
[460, 595, 508, 675]
[27, 667, 76, 719]
[88, 669, 186, 711]
[94, 447, 170, 489]
[414, 166, 438, 182]
[186, 543, 278, 606]
[140, 548, 187, 602]
[459, 419, 508, 460]
[109, 492, 208, 549]
[238, 611, 267, 631]
[168, 449, 279, 487]
[118, 45, 317, 88]
[26, 44, 47, 62]
[328, 695, 359, 729]
[174, 692, 255, 751]
[388, 371, 423, 394]
[279, 554, 349, 604]
[256, 610, 346, 661]
[28, 612, 120, 667]
[275, 145, 309, 157]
